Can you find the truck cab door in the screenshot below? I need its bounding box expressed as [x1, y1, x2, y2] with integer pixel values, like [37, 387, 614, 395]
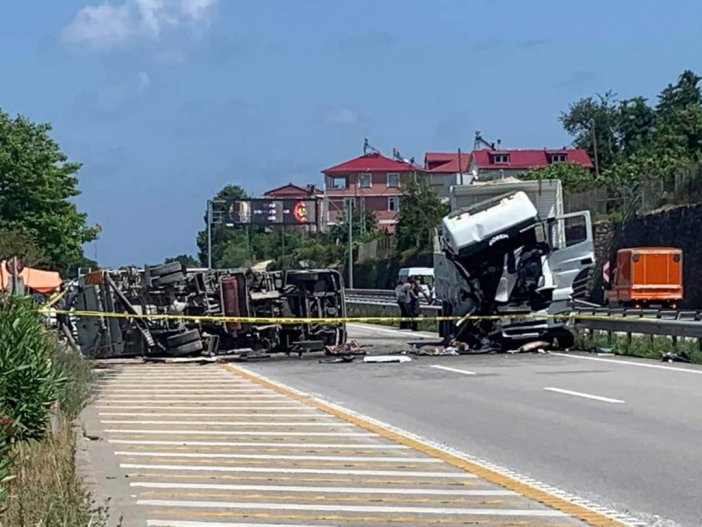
[547, 211, 595, 310]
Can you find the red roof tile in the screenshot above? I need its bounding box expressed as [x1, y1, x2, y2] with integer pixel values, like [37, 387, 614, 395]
[264, 183, 321, 197]
[322, 152, 423, 174]
[426, 153, 471, 173]
[471, 148, 593, 170]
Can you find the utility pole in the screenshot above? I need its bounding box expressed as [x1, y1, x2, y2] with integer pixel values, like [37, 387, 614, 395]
[206, 199, 213, 269]
[281, 226, 285, 265]
[347, 199, 353, 289]
[590, 118, 600, 177]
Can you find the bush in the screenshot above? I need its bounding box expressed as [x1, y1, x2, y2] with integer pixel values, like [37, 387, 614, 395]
[0, 296, 67, 442]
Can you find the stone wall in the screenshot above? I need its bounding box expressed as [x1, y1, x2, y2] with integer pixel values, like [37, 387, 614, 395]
[592, 204, 702, 307]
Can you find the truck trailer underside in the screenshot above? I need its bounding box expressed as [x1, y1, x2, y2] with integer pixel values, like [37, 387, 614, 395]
[68, 265, 347, 359]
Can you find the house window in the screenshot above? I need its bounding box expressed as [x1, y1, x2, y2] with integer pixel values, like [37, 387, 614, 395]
[492, 154, 510, 164]
[358, 173, 372, 188]
[549, 153, 568, 163]
[387, 173, 400, 188]
[388, 196, 400, 212]
[328, 176, 347, 189]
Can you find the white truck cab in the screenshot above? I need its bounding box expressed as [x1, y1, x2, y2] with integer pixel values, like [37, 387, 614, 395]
[433, 190, 593, 349]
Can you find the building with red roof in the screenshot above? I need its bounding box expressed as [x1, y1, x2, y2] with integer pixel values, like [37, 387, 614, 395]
[322, 152, 425, 233]
[424, 146, 593, 195]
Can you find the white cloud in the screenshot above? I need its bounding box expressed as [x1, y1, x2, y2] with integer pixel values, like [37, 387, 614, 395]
[181, 0, 217, 20]
[63, 3, 134, 50]
[328, 107, 361, 126]
[62, 0, 219, 51]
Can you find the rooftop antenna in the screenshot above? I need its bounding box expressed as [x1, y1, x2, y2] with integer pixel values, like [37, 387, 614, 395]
[363, 138, 380, 155]
[474, 130, 496, 150]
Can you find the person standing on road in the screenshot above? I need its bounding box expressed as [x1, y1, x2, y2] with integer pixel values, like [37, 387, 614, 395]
[395, 280, 408, 329]
[405, 276, 421, 331]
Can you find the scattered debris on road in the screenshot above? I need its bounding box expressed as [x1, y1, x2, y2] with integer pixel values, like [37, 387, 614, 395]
[363, 355, 412, 363]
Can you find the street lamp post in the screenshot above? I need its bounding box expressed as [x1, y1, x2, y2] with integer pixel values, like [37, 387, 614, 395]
[347, 198, 353, 289]
[207, 199, 213, 270]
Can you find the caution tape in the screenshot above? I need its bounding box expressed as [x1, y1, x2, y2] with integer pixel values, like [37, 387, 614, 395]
[38, 307, 563, 324]
[39, 307, 663, 325]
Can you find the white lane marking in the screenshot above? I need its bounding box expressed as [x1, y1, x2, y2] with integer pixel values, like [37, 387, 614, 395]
[102, 420, 354, 427]
[550, 352, 702, 375]
[133, 481, 515, 496]
[99, 413, 328, 418]
[137, 499, 564, 516]
[95, 381, 251, 389]
[148, 521, 335, 527]
[543, 387, 625, 404]
[94, 399, 289, 404]
[124, 464, 474, 478]
[94, 405, 305, 410]
[430, 365, 477, 376]
[116, 451, 441, 462]
[106, 429, 374, 437]
[348, 322, 435, 338]
[109, 439, 408, 449]
[99, 388, 270, 393]
[97, 394, 286, 399]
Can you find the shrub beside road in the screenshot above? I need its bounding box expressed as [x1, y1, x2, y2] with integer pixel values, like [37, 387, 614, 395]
[0, 295, 105, 526]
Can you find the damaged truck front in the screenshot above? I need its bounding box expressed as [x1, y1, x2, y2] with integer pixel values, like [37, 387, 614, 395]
[434, 191, 594, 350]
[69, 264, 347, 359]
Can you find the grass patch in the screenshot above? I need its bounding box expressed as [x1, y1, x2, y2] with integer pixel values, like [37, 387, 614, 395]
[0, 425, 108, 527]
[575, 329, 702, 364]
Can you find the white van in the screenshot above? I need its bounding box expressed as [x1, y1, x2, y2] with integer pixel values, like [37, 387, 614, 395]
[398, 267, 435, 301]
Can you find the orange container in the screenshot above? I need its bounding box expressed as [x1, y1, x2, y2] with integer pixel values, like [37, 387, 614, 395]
[605, 247, 683, 307]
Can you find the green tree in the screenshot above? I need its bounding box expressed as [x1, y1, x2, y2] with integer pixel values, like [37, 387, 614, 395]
[617, 96, 656, 156]
[0, 110, 95, 270]
[0, 228, 46, 266]
[521, 162, 599, 192]
[165, 254, 200, 268]
[196, 185, 250, 266]
[395, 177, 448, 253]
[560, 91, 620, 171]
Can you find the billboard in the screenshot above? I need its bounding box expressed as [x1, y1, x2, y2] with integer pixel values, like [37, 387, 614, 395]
[227, 199, 318, 226]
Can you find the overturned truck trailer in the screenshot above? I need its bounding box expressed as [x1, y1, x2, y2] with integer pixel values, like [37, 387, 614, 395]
[69, 263, 347, 359]
[434, 191, 594, 350]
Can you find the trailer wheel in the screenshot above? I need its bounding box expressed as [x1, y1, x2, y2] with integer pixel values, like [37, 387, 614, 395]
[166, 329, 201, 348]
[149, 262, 185, 277]
[166, 339, 204, 357]
[553, 330, 575, 350]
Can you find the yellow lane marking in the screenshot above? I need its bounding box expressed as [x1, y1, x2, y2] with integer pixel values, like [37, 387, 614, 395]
[138, 490, 509, 505]
[150, 508, 555, 525]
[222, 364, 624, 527]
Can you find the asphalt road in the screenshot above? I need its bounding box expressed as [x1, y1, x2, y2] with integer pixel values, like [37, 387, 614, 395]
[237, 322, 702, 527]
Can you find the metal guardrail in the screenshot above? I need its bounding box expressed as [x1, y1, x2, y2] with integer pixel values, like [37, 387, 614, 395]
[346, 289, 702, 339]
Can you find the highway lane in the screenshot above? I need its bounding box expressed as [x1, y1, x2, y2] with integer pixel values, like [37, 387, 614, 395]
[239, 322, 702, 527]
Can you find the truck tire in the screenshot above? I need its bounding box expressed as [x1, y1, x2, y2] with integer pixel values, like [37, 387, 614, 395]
[166, 329, 201, 348]
[166, 339, 204, 357]
[149, 262, 185, 277]
[553, 329, 575, 350]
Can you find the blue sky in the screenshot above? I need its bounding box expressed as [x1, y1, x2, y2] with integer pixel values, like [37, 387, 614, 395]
[2, 0, 701, 266]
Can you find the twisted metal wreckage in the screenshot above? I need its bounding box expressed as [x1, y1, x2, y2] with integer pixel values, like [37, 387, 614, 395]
[66, 263, 348, 360]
